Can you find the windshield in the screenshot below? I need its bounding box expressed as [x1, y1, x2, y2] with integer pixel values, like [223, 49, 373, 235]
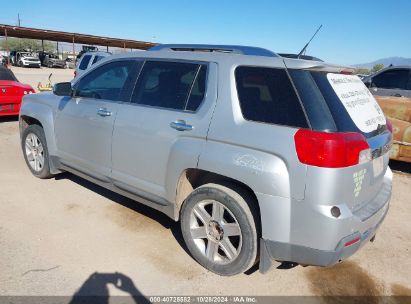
[289, 70, 387, 138]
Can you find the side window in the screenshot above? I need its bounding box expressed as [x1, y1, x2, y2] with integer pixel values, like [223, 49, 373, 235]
[74, 60, 135, 101]
[131, 61, 206, 111]
[92, 55, 103, 65]
[186, 65, 207, 112]
[235, 66, 308, 128]
[372, 69, 409, 90]
[79, 55, 92, 70]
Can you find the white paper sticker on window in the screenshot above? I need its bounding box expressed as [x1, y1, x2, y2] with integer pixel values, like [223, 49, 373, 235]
[327, 73, 386, 133]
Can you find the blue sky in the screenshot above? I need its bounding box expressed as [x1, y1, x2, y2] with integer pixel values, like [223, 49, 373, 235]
[3, 0, 411, 65]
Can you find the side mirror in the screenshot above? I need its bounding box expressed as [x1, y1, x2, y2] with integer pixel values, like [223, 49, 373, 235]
[53, 82, 72, 96]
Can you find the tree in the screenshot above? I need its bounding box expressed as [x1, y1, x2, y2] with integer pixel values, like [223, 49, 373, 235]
[0, 38, 55, 52]
[371, 64, 384, 74]
[355, 68, 370, 75]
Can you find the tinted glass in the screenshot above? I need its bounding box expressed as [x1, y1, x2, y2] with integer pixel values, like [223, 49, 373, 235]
[79, 55, 92, 70]
[75, 60, 135, 101]
[186, 65, 207, 111]
[372, 69, 409, 90]
[92, 55, 103, 64]
[235, 66, 308, 128]
[0, 67, 18, 81]
[131, 61, 200, 110]
[306, 71, 384, 138]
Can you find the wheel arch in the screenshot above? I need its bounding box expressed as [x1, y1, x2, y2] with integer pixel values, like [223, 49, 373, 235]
[175, 168, 261, 232]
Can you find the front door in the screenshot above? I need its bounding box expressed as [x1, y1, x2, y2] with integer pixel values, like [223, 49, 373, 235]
[55, 59, 137, 181]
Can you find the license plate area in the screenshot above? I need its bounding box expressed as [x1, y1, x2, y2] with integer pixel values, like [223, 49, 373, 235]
[0, 104, 13, 111]
[373, 156, 384, 177]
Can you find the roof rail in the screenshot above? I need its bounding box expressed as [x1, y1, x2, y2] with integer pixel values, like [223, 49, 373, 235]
[149, 44, 278, 58]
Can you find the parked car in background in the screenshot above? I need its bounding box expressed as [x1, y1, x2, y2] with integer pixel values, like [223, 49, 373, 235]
[75, 51, 111, 78]
[20, 44, 392, 276]
[10, 51, 41, 68]
[43, 54, 66, 68]
[0, 54, 8, 66]
[0, 66, 35, 116]
[363, 66, 411, 163]
[65, 58, 75, 69]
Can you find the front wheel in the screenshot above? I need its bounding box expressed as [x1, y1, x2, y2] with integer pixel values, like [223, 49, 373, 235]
[180, 183, 259, 276]
[21, 125, 54, 179]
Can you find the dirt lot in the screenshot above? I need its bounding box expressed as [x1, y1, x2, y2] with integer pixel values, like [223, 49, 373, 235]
[1, 68, 411, 299]
[11, 66, 74, 91]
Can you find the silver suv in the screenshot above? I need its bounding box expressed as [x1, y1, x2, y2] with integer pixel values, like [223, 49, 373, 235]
[19, 44, 392, 276]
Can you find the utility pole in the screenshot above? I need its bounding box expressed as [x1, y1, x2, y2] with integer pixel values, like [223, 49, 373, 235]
[17, 14, 21, 27]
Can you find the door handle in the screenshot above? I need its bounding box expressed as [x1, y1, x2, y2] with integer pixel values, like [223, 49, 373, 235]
[97, 108, 112, 117]
[170, 120, 193, 131]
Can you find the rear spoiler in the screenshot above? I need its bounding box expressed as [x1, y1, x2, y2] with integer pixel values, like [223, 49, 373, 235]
[283, 58, 355, 74]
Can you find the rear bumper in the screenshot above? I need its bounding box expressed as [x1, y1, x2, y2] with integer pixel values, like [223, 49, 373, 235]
[0, 99, 21, 116]
[22, 61, 40, 67]
[258, 167, 392, 273]
[259, 204, 389, 272]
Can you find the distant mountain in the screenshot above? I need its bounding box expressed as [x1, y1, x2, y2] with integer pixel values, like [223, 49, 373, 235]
[353, 57, 411, 69]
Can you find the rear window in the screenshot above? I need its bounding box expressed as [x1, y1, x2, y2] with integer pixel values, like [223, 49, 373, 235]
[372, 69, 410, 90]
[79, 55, 92, 70]
[0, 68, 17, 81]
[235, 66, 308, 128]
[289, 70, 386, 137]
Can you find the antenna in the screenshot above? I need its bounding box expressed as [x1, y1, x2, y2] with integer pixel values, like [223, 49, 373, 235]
[297, 24, 322, 58]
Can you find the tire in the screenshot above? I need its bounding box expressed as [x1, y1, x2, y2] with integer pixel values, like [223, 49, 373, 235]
[48, 62, 53, 68]
[18, 61, 23, 67]
[180, 183, 258, 276]
[21, 125, 54, 179]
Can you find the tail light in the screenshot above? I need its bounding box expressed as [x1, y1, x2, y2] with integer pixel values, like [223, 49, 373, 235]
[386, 119, 393, 133]
[74, 70, 76, 78]
[294, 129, 370, 168]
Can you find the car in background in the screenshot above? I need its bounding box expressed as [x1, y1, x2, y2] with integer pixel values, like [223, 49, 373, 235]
[0, 54, 9, 66]
[0, 66, 35, 116]
[362, 66, 411, 163]
[65, 58, 75, 69]
[75, 51, 111, 78]
[43, 54, 66, 69]
[10, 51, 41, 68]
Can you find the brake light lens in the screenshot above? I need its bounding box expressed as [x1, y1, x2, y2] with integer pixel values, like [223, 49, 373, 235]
[294, 129, 370, 168]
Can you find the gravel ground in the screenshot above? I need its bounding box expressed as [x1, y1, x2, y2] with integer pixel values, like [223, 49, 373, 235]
[0, 67, 410, 299]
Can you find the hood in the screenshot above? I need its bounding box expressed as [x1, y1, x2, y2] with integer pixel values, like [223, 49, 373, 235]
[22, 56, 40, 60]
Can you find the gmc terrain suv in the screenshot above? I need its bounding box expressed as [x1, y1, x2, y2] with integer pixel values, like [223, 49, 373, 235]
[19, 44, 392, 276]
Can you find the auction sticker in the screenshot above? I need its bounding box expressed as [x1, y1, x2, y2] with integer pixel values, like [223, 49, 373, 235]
[327, 73, 386, 133]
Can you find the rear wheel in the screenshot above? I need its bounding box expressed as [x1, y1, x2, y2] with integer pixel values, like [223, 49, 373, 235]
[21, 125, 53, 179]
[180, 183, 258, 276]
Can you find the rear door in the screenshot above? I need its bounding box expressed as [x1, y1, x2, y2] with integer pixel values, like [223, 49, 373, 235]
[55, 59, 137, 181]
[111, 60, 217, 202]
